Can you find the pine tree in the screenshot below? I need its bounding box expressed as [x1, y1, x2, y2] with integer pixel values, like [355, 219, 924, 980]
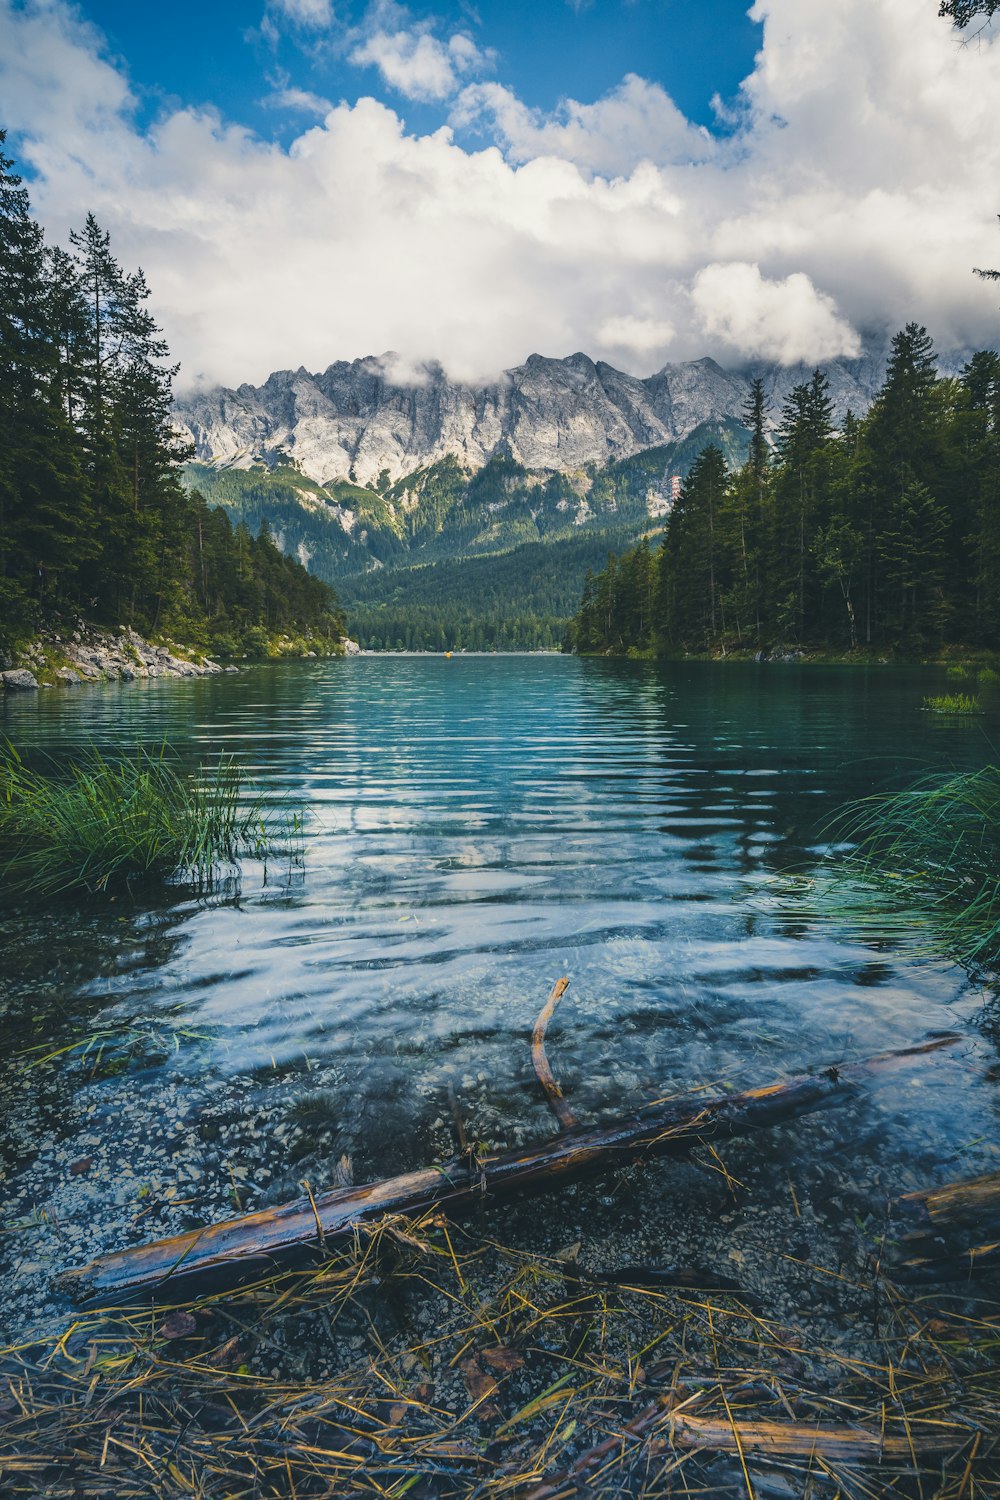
[0, 134, 90, 626]
[772, 370, 834, 640]
[659, 444, 728, 649]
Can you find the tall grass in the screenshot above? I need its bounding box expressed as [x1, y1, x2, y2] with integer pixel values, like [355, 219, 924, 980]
[826, 764, 1000, 972]
[0, 743, 291, 898]
[923, 693, 981, 714]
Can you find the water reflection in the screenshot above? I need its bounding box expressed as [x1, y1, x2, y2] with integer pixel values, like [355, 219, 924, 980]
[1, 657, 996, 1196]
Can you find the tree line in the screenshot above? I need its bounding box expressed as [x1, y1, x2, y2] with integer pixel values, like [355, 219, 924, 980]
[0, 132, 342, 655]
[567, 325, 1000, 657]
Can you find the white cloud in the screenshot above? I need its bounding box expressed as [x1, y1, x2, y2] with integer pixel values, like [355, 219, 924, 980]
[691, 263, 861, 364]
[454, 74, 715, 177]
[1, 0, 998, 393]
[263, 86, 333, 116]
[271, 0, 334, 29]
[597, 313, 676, 363]
[350, 13, 489, 102]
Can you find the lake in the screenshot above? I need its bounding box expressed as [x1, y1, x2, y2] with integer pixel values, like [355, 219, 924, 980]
[1, 655, 997, 1332]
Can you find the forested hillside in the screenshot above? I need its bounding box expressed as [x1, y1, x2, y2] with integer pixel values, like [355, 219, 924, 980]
[0, 134, 343, 658]
[339, 529, 642, 650]
[185, 422, 750, 648]
[567, 326, 1000, 658]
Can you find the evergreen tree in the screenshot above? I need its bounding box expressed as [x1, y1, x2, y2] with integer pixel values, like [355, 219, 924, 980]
[773, 370, 834, 640]
[659, 445, 727, 649]
[0, 135, 92, 622]
[0, 136, 343, 655]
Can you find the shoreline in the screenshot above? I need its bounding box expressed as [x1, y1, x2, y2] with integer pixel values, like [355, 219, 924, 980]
[1, 625, 359, 694]
[573, 644, 1000, 668]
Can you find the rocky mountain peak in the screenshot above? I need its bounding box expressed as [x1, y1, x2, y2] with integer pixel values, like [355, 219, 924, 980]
[174, 349, 884, 489]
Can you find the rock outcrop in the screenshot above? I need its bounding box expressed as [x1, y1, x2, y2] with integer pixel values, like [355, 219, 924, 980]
[175, 350, 886, 489]
[1, 629, 229, 691]
[56, 629, 224, 683]
[1, 669, 39, 692]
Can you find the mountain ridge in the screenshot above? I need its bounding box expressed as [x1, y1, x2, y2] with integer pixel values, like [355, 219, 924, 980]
[174, 349, 886, 490]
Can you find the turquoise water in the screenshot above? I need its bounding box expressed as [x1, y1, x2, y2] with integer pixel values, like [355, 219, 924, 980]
[1, 656, 997, 1309]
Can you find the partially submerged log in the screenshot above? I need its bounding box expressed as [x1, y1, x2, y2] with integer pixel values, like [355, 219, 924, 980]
[525, 1394, 972, 1498]
[892, 1169, 1000, 1282]
[900, 1170, 1000, 1237]
[60, 1031, 958, 1305]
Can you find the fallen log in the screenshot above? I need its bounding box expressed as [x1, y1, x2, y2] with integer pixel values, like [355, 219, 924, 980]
[60, 1031, 959, 1306]
[524, 1395, 973, 1499]
[900, 1170, 1000, 1237]
[891, 1170, 1000, 1282]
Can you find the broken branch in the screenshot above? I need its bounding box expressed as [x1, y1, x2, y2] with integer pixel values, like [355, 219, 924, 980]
[531, 977, 577, 1130]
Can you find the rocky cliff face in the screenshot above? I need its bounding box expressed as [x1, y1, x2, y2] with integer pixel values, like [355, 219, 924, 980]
[174, 350, 884, 488]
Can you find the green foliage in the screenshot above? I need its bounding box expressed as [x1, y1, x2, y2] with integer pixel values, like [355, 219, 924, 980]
[827, 764, 1000, 972]
[341, 529, 638, 650]
[569, 327, 1000, 658]
[923, 693, 981, 713]
[187, 419, 749, 649]
[0, 135, 342, 651]
[0, 743, 291, 898]
[939, 1, 999, 28]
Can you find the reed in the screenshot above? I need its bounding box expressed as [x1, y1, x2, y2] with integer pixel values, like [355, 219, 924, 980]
[827, 762, 1000, 971]
[0, 742, 291, 898]
[923, 692, 981, 713]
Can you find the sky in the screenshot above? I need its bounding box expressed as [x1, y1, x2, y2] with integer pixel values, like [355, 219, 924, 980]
[1, 0, 999, 392]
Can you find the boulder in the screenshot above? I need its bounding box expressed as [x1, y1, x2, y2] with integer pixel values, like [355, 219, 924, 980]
[54, 668, 81, 685]
[1, 669, 39, 691]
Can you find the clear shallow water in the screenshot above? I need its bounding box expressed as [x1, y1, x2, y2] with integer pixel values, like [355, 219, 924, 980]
[1, 656, 998, 1265]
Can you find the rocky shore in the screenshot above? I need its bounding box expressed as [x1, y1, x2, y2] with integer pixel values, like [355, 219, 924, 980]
[0, 626, 233, 693]
[1, 627, 360, 692]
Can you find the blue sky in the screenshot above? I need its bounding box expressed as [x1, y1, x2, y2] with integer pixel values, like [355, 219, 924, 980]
[2, 0, 997, 388]
[79, 1, 762, 147]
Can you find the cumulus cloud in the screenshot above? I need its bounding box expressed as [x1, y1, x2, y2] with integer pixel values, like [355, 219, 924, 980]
[691, 263, 861, 365]
[350, 8, 489, 102]
[1, 0, 998, 392]
[453, 74, 714, 177]
[597, 314, 676, 364]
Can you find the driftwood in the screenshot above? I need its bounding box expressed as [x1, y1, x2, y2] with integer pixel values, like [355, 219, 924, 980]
[525, 1393, 972, 1498]
[901, 1170, 1000, 1236]
[892, 1169, 1000, 1283]
[531, 978, 577, 1130]
[60, 1019, 959, 1306]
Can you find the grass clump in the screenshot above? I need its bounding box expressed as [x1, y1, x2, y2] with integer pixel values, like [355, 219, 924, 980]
[0, 742, 291, 898]
[828, 763, 1000, 971]
[923, 692, 981, 714]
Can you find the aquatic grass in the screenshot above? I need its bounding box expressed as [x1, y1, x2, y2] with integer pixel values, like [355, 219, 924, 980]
[821, 763, 1000, 972]
[923, 692, 982, 714]
[0, 742, 295, 899]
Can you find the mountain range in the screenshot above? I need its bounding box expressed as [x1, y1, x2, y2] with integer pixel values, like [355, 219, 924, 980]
[174, 349, 888, 650]
[175, 349, 885, 489]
